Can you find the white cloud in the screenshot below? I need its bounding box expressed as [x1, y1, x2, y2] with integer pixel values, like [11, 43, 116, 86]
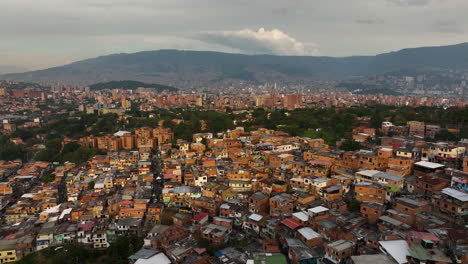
[194, 28, 320, 56]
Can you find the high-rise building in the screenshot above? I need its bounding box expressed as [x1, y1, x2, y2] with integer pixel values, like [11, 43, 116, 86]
[121, 134, 135, 150]
[282, 94, 302, 110]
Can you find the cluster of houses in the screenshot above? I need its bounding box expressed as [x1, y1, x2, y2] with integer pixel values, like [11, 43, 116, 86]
[0, 122, 467, 264]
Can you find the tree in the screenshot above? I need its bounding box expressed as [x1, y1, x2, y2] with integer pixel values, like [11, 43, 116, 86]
[347, 200, 361, 212]
[102, 235, 143, 264]
[197, 238, 223, 255]
[173, 123, 194, 141]
[62, 142, 81, 154]
[0, 136, 26, 161]
[370, 109, 384, 129]
[16, 244, 98, 264]
[90, 114, 119, 135]
[435, 129, 460, 142]
[340, 139, 362, 151]
[62, 147, 98, 164]
[41, 172, 55, 183]
[35, 138, 63, 162]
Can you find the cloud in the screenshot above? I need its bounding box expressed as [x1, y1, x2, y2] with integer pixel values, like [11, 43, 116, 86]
[432, 20, 463, 33]
[386, 0, 433, 6]
[270, 0, 307, 16]
[355, 18, 385, 24]
[1, 0, 468, 69]
[194, 28, 320, 56]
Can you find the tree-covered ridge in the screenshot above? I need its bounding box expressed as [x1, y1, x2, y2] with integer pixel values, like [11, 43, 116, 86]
[89, 80, 178, 92]
[4, 42, 468, 85]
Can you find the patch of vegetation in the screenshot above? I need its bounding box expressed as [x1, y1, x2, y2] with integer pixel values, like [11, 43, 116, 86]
[161, 110, 235, 140]
[89, 114, 119, 135]
[347, 200, 361, 212]
[197, 238, 225, 256]
[5, 105, 468, 163]
[41, 171, 55, 183]
[90, 80, 178, 92]
[0, 135, 27, 161]
[35, 140, 99, 164]
[17, 235, 143, 264]
[354, 88, 402, 96]
[340, 139, 362, 151]
[0, 81, 50, 90]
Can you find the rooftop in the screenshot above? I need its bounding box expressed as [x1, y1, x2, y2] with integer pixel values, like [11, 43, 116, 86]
[441, 187, 468, 202]
[327, 239, 354, 252]
[379, 240, 409, 264]
[308, 206, 329, 214]
[379, 215, 404, 226]
[249, 213, 263, 222]
[414, 161, 445, 169]
[297, 227, 321, 240]
[134, 252, 171, 264]
[281, 217, 302, 230]
[292, 212, 309, 222]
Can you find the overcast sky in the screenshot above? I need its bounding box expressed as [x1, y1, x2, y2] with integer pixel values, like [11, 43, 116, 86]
[1, 0, 467, 71]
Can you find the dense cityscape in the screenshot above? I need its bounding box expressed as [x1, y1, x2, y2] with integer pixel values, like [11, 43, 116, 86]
[0, 78, 467, 264]
[2, 1, 468, 264]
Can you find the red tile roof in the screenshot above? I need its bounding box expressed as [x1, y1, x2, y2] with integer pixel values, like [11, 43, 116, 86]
[281, 217, 302, 230]
[77, 222, 94, 231]
[193, 212, 209, 222]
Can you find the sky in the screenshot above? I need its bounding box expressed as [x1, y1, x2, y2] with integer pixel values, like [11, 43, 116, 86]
[1, 0, 467, 72]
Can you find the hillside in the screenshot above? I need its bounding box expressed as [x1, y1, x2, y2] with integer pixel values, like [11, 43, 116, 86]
[0, 80, 50, 90]
[89, 80, 178, 92]
[2, 43, 468, 86]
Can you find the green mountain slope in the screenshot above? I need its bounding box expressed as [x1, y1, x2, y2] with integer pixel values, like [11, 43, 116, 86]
[2, 43, 468, 86]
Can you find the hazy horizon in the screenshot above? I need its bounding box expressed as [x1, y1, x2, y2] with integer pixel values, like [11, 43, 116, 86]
[1, 0, 468, 71]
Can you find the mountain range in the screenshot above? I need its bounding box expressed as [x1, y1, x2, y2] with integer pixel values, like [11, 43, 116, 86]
[2, 42, 468, 87]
